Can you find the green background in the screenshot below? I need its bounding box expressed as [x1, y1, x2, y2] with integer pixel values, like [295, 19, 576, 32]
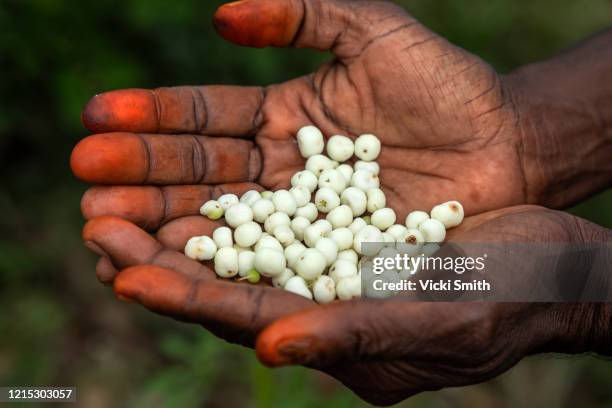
[1, 0, 611, 406]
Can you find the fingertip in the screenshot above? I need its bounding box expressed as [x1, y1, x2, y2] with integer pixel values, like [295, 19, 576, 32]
[70, 133, 147, 184]
[213, 0, 300, 48]
[82, 215, 129, 242]
[82, 89, 157, 133]
[81, 186, 163, 228]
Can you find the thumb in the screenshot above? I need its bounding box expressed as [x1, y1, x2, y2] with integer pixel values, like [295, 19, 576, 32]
[255, 299, 418, 367]
[213, 0, 416, 58]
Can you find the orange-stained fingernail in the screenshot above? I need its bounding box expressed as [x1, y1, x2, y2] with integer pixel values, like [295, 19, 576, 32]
[257, 336, 315, 366]
[213, 0, 300, 48]
[70, 133, 147, 184]
[82, 89, 158, 133]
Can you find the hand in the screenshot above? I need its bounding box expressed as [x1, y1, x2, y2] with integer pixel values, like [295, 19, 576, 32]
[81, 206, 612, 405]
[71, 0, 530, 227]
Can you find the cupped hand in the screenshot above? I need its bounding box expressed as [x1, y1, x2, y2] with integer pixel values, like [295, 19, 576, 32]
[72, 0, 529, 228]
[81, 206, 609, 405]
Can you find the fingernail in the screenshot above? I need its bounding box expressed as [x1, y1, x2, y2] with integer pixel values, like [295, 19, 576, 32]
[275, 337, 315, 365]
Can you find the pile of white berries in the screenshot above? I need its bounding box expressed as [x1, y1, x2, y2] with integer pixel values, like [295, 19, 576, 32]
[184, 126, 464, 303]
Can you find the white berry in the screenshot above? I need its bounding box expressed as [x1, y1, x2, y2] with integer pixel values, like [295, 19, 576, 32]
[328, 227, 354, 251]
[348, 217, 368, 235]
[329, 259, 358, 283]
[353, 225, 383, 256]
[218, 193, 239, 209]
[238, 250, 256, 276]
[254, 235, 284, 252]
[285, 242, 307, 269]
[354, 134, 381, 161]
[295, 203, 318, 222]
[315, 187, 340, 213]
[313, 275, 337, 304]
[351, 170, 380, 191]
[234, 222, 262, 248]
[273, 225, 295, 247]
[296, 125, 324, 158]
[337, 249, 358, 265]
[354, 161, 380, 175]
[254, 247, 286, 277]
[294, 248, 327, 280]
[318, 169, 347, 194]
[213, 226, 233, 248]
[200, 200, 224, 220]
[386, 224, 408, 241]
[431, 201, 464, 228]
[303, 224, 326, 248]
[240, 190, 261, 206]
[272, 190, 297, 216]
[371, 208, 396, 231]
[336, 164, 354, 183]
[214, 247, 239, 278]
[291, 170, 318, 192]
[418, 219, 446, 243]
[315, 237, 338, 266]
[397, 228, 425, 256]
[326, 135, 354, 162]
[340, 187, 367, 216]
[405, 211, 429, 229]
[306, 154, 336, 176]
[260, 190, 273, 199]
[224, 203, 253, 228]
[326, 205, 354, 229]
[336, 275, 362, 300]
[264, 212, 291, 234]
[290, 185, 311, 207]
[272, 268, 295, 288]
[366, 188, 386, 213]
[251, 199, 275, 223]
[290, 216, 311, 241]
[284, 276, 313, 299]
[313, 219, 333, 235]
[184, 236, 217, 261]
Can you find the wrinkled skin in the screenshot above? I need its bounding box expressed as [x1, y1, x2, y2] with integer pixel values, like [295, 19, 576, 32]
[72, 0, 528, 228]
[70, 0, 608, 406]
[82, 206, 605, 406]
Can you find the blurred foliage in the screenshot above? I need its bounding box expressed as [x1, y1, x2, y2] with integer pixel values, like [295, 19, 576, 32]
[0, 0, 611, 407]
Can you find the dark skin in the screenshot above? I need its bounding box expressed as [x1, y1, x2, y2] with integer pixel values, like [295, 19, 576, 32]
[71, 0, 612, 405]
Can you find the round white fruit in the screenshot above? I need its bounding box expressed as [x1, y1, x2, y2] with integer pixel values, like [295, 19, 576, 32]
[351, 170, 380, 191]
[238, 250, 256, 276]
[218, 193, 239, 209]
[328, 227, 353, 251]
[313, 275, 337, 304]
[418, 219, 447, 243]
[272, 189, 297, 216]
[306, 154, 336, 176]
[336, 275, 362, 300]
[214, 247, 239, 278]
[337, 249, 358, 265]
[340, 187, 367, 216]
[184, 236, 217, 261]
[213, 226, 233, 248]
[273, 225, 295, 247]
[199, 200, 224, 220]
[251, 198, 275, 223]
[264, 211, 291, 234]
[336, 164, 354, 183]
[234, 222, 262, 247]
[295, 203, 318, 222]
[291, 170, 318, 192]
[405, 210, 430, 229]
[296, 125, 324, 158]
[354, 134, 381, 161]
[329, 259, 358, 283]
[294, 248, 327, 280]
[371, 208, 396, 231]
[353, 225, 384, 256]
[284, 276, 313, 299]
[272, 268, 295, 288]
[366, 188, 386, 213]
[290, 216, 311, 241]
[315, 187, 340, 213]
[326, 205, 354, 229]
[354, 160, 380, 175]
[290, 185, 311, 207]
[285, 242, 307, 268]
[326, 135, 355, 162]
[240, 190, 261, 206]
[431, 201, 464, 228]
[318, 168, 347, 194]
[315, 237, 338, 266]
[254, 247, 286, 277]
[224, 203, 253, 228]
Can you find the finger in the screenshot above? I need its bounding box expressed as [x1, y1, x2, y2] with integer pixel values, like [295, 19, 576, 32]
[82, 86, 264, 135]
[83, 216, 213, 280]
[256, 301, 487, 367]
[81, 183, 261, 230]
[96, 257, 118, 284]
[71, 133, 261, 185]
[114, 265, 315, 346]
[157, 216, 221, 252]
[213, 0, 415, 58]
